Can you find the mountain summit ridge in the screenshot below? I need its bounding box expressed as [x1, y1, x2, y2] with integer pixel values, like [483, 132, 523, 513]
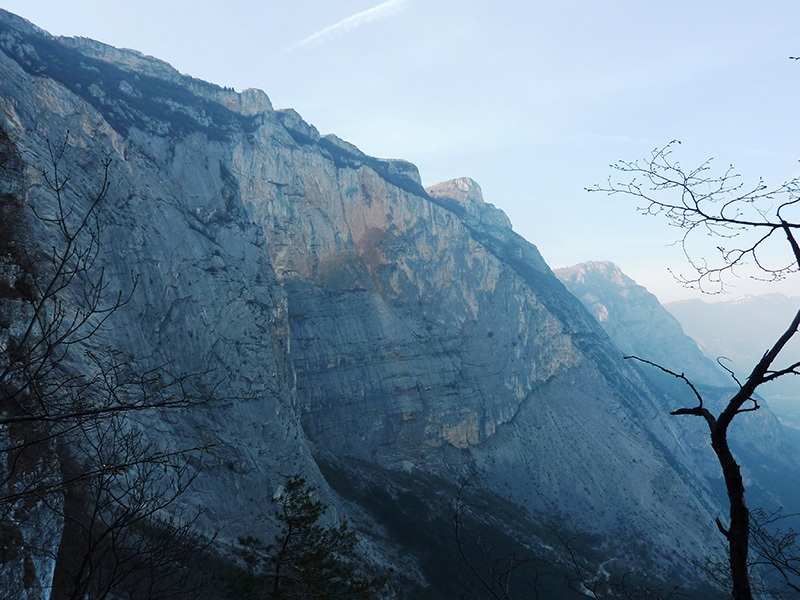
[0, 10, 781, 597]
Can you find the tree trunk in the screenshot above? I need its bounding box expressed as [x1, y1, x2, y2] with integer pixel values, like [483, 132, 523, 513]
[711, 427, 752, 600]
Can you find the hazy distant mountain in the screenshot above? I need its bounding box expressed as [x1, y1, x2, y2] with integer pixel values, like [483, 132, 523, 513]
[666, 293, 800, 429]
[665, 294, 800, 400]
[554, 261, 729, 387]
[555, 262, 800, 513]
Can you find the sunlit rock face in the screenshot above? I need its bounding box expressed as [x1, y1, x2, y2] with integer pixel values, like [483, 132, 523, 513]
[279, 165, 581, 462]
[0, 8, 736, 589]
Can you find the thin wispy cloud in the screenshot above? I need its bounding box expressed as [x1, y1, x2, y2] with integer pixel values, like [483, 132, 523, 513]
[283, 0, 411, 53]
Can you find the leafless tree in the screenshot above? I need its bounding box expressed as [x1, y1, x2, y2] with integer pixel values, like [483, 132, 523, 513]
[50, 414, 215, 600]
[749, 508, 800, 597]
[450, 476, 535, 600]
[0, 133, 217, 598]
[696, 509, 800, 598]
[590, 141, 800, 600]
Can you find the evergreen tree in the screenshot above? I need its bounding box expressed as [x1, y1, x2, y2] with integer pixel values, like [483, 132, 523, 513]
[232, 475, 389, 599]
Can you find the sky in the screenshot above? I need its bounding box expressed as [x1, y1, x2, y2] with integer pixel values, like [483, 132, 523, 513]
[3, 0, 800, 302]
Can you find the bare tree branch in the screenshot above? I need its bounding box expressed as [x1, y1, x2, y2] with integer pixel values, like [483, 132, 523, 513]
[588, 141, 800, 293]
[1, 135, 218, 599]
[594, 142, 800, 600]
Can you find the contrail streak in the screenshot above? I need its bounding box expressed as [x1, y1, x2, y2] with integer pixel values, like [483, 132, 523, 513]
[283, 0, 411, 52]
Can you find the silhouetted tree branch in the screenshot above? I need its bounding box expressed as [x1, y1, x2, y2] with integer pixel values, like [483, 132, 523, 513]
[593, 142, 800, 600]
[51, 415, 215, 600]
[589, 141, 800, 294]
[0, 133, 217, 598]
[749, 508, 800, 596]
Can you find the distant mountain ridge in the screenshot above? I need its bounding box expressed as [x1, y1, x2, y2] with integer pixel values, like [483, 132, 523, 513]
[665, 293, 800, 431]
[554, 261, 729, 387]
[555, 261, 800, 519]
[665, 293, 800, 397]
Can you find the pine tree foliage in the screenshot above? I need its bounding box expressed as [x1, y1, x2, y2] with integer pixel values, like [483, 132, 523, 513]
[230, 475, 390, 600]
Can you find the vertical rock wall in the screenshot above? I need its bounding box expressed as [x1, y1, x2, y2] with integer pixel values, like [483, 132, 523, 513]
[0, 10, 735, 588]
[0, 127, 62, 600]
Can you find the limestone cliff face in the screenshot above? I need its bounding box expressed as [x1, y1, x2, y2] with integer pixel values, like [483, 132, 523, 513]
[0, 9, 312, 552]
[0, 128, 62, 600]
[0, 9, 733, 591]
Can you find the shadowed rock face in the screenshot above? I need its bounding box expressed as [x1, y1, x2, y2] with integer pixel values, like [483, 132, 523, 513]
[0, 9, 739, 592]
[0, 125, 64, 600]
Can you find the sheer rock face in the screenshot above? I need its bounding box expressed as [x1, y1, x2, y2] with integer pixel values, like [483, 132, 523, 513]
[0, 9, 730, 584]
[0, 127, 62, 600]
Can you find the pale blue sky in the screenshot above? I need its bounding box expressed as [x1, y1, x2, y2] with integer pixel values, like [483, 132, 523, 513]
[3, 1, 800, 301]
